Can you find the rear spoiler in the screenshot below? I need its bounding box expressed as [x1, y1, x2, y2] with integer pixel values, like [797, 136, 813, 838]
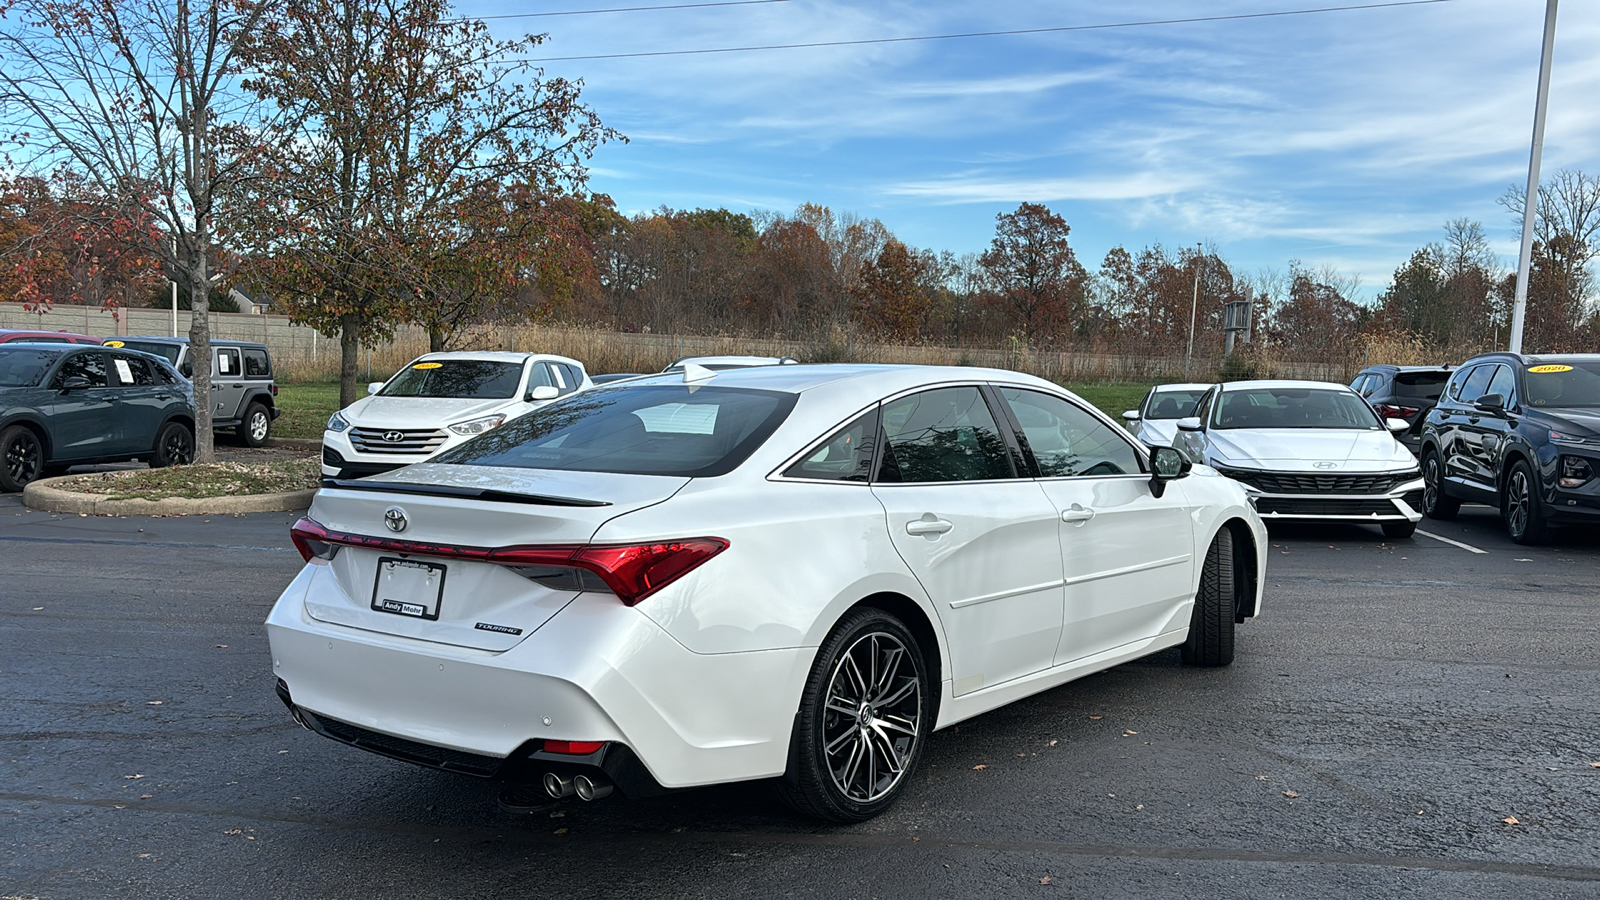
[319, 478, 611, 508]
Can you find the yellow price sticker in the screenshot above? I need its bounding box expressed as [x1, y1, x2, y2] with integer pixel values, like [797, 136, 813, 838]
[105, 340, 125, 348]
[412, 362, 443, 370]
[1528, 364, 1573, 373]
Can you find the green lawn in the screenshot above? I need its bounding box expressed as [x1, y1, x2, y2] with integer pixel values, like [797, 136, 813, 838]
[273, 382, 342, 440]
[1062, 382, 1152, 420]
[273, 379, 1157, 441]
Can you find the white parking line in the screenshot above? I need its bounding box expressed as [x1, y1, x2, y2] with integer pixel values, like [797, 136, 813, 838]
[1416, 529, 1488, 555]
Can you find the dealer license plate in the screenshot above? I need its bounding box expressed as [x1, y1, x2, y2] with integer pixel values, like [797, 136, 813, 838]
[371, 557, 447, 620]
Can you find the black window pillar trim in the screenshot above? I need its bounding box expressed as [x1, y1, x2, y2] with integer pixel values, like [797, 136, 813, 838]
[980, 383, 1038, 479]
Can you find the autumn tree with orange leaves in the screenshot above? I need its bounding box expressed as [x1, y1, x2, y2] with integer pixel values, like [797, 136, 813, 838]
[233, 0, 619, 407]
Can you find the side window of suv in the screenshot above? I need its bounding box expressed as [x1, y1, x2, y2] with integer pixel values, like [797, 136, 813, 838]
[216, 347, 240, 377]
[52, 351, 108, 388]
[876, 386, 1015, 483]
[1454, 365, 1494, 404]
[109, 354, 156, 387]
[243, 349, 270, 378]
[1484, 365, 1517, 406]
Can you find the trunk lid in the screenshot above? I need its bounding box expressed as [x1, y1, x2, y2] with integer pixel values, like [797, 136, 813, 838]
[303, 464, 687, 650]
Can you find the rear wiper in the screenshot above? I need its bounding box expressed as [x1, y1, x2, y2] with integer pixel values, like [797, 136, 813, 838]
[319, 478, 611, 507]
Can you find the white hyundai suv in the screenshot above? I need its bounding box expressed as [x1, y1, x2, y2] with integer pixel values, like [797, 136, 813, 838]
[321, 351, 592, 480]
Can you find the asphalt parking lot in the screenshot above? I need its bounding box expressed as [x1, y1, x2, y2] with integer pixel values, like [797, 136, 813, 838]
[2, 497, 1597, 899]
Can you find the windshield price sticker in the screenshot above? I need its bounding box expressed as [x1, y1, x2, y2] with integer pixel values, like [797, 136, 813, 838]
[105, 340, 125, 348]
[412, 362, 443, 370]
[371, 557, 446, 620]
[1529, 364, 1573, 373]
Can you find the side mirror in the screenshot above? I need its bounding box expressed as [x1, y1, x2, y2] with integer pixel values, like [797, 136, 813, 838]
[59, 375, 91, 393]
[180, 362, 193, 378]
[1148, 446, 1192, 499]
[1385, 418, 1410, 434]
[1121, 410, 1140, 422]
[1175, 416, 1203, 433]
[526, 385, 560, 402]
[1474, 392, 1505, 413]
[367, 381, 384, 396]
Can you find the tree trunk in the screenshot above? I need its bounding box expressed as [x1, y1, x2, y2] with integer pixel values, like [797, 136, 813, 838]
[339, 311, 362, 409]
[428, 326, 445, 353]
[187, 246, 216, 465]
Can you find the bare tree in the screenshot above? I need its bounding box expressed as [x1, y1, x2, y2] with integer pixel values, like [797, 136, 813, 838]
[1, 0, 279, 463]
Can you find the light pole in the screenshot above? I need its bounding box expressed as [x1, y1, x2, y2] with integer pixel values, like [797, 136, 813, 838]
[170, 237, 179, 337]
[1510, 0, 1558, 354]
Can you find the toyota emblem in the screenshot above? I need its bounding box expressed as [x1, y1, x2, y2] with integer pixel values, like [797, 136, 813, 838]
[383, 507, 408, 533]
[382, 431, 405, 443]
[1313, 461, 1338, 470]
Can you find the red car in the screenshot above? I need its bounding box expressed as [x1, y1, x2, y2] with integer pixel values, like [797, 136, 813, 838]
[0, 329, 102, 345]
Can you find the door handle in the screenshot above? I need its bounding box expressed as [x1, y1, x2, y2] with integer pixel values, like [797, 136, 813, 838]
[1061, 504, 1095, 525]
[905, 518, 953, 536]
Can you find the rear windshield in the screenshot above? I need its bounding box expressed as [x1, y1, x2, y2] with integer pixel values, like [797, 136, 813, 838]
[1144, 389, 1206, 419]
[115, 341, 182, 365]
[382, 360, 523, 399]
[1525, 361, 1600, 408]
[1213, 387, 1380, 430]
[432, 385, 797, 477]
[0, 347, 62, 387]
[1393, 371, 1449, 401]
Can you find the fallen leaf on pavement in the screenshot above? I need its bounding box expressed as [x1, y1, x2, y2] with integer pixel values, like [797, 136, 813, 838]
[972, 764, 987, 770]
[1089, 715, 1102, 721]
[1283, 790, 1299, 798]
[553, 827, 568, 835]
[1123, 730, 1138, 736]
[146, 700, 163, 706]
[1503, 816, 1520, 825]
[139, 794, 152, 800]
[1039, 876, 1053, 885]
[1048, 740, 1059, 747]
[223, 829, 242, 835]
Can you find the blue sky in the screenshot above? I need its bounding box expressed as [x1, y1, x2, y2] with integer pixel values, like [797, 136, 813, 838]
[465, 0, 1600, 300]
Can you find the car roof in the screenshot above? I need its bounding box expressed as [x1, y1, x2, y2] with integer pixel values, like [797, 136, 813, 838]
[1462, 352, 1600, 365]
[1150, 382, 1214, 392]
[410, 350, 586, 367]
[1359, 364, 1453, 373]
[0, 329, 99, 342]
[665, 355, 798, 369]
[1218, 379, 1354, 392]
[606, 362, 1062, 397]
[116, 336, 269, 349]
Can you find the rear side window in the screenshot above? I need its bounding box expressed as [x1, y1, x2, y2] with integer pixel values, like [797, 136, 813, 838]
[876, 386, 1013, 483]
[216, 348, 240, 376]
[52, 351, 108, 388]
[784, 410, 878, 482]
[243, 349, 270, 378]
[110, 354, 157, 387]
[0, 348, 62, 387]
[433, 385, 797, 478]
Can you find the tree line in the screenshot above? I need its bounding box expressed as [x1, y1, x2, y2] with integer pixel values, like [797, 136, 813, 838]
[4, 0, 1600, 440]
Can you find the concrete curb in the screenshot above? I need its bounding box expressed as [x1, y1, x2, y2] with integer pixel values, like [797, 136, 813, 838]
[23, 475, 315, 517]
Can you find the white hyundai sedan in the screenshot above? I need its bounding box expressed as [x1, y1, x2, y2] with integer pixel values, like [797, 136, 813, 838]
[321, 351, 592, 480]
[1173, 379, 1424, 539]
[270, 364, 1267, 822]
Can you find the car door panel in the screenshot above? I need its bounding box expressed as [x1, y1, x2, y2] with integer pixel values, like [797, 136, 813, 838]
[870, 385, 1064, 696]
[46, 351, 119, 459]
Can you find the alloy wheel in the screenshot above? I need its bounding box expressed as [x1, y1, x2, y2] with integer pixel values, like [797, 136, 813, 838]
[821, 631, 922, 803]
[1423, 456, 1441, 511]
[1506, 469, 1530, 537]
[164, 429, 194, 465]
[5, 432, 42, 485]
[249, 411, 270, 442]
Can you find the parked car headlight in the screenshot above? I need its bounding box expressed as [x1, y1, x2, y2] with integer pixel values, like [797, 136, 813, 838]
[1550, 430, 1594, 445]
[1560, 456, 1593, 488]
[326, 412, 350, 433]
[449, 414, 507, 436]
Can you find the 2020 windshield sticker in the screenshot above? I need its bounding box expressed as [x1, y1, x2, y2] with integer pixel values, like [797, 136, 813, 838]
[1528, 364, 1573, 373]
[413, 362, 443, 370]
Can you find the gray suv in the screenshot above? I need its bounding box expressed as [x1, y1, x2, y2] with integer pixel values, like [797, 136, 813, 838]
[104, 337, 280, 446]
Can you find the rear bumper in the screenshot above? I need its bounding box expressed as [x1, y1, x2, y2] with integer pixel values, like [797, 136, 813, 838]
[266, 564, 811, 790]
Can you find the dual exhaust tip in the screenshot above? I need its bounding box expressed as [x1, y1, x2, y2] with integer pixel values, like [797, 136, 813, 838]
[543, 771, 613, 801]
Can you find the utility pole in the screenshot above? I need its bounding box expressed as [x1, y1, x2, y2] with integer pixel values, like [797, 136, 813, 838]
[1185, 245, 1202, 378]
[1510, 0, 1558, 354]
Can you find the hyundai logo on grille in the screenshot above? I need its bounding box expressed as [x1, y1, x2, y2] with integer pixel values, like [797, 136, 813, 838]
[383, 507, 408, 533]
[1313, 461, 1338, 470]
[382, 431, 406, 443]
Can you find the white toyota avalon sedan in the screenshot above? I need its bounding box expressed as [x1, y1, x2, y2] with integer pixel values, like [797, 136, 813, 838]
[1174, 379, 1424, 539]
[270, 364, 1267, 822]
[321, 351, 592, 480]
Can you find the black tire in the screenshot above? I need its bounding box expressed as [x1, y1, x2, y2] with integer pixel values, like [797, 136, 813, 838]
[1421, 449, 1459, 520]
[151, 421, 195, 468]
[1382, 520, 1418, 540]
[0, 424, 46, 493]
[1503, 459, 1552, 545]
[238, 402, 272, 448]
[778, 607, 930, 823]
[1181, 528, 1236, 667]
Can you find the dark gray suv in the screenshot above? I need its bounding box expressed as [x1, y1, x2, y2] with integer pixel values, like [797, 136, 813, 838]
[105, 337, 280, 446]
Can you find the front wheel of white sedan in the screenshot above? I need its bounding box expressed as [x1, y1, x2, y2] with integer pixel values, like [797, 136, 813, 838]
[779, 608, 930, 823]
[1181, 528, 1236, 668]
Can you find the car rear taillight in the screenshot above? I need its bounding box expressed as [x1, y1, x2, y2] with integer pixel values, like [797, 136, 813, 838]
[290, 517, 337, 562]
[1376, 404, 1419, 419]
[492, 538, 729, 606]
[288, 518, 727, 604]
[543, 740, 605, 755]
